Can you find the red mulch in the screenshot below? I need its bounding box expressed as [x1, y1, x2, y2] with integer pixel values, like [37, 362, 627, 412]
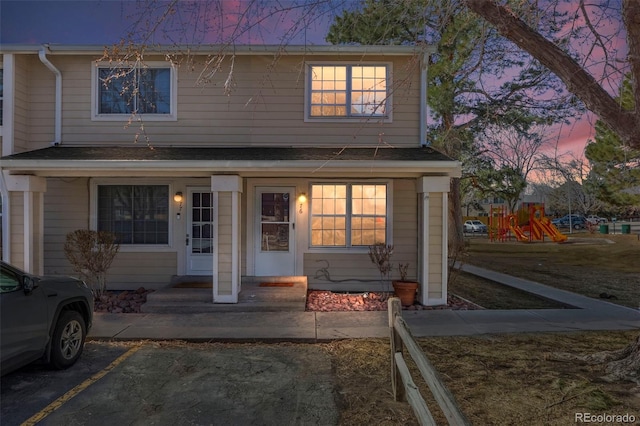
[305, 290, 481, 312]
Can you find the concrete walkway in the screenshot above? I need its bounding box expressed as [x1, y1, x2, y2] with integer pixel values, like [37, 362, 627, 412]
[88, 266, 640, 342]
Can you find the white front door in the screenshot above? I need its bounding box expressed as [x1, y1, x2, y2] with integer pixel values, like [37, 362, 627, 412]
[254, 187, 296, 276]
[187, 188, 216, 275]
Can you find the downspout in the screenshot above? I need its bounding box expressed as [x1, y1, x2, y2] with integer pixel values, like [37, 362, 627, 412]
[420, 51, 429, 147]
[38, 45, 62, 146]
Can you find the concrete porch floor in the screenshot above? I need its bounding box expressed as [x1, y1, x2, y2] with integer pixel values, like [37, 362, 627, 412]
[141, 276, 308, 313]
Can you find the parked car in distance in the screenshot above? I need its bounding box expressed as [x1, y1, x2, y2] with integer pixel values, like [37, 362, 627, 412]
[464, 220, 488, 233]
[586, 215, 607, 224]
[551, 214, 582, 226]
[555, 216, 587, 229]
[0, 261, 93, 376]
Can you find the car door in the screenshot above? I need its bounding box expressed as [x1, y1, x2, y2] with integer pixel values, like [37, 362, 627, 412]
[0, 268, 49, 369]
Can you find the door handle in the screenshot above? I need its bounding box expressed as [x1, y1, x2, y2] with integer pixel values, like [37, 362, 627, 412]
[186, 234, 190, 246]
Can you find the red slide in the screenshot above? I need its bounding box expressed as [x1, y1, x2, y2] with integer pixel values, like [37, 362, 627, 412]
[532, 217, 567, 242]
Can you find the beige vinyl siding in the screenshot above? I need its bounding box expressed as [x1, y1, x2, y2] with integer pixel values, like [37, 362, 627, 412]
[43, 177, 90, 276]
[217, 192, 233, 295]
[12, 56, 31, 153]
[26, 56, 56, 150]
[9, 191, 24, 268]
[428, 193, 444, 299]
[305, 252, 381, 284]
[107, 253, 177, 290]
[391, 179, 419, 280]
[21, 53, 421, 150]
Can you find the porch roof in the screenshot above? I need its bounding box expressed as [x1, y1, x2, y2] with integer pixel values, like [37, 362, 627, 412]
[1, 146, 461, 178]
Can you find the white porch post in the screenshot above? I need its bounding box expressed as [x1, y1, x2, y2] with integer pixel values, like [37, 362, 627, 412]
[211, 175, 243, 303]
[4, 174, 47, 274]
[418, 176, 450, 306]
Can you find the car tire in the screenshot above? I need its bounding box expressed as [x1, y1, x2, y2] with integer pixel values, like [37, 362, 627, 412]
[49, 311, 86, 370]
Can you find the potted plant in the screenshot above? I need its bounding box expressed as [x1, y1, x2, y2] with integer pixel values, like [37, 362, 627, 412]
[392, 263, 419, 306]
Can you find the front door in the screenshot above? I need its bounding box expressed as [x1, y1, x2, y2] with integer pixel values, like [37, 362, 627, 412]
[187, 188, 215, 275]
[254, 187, 296, 276]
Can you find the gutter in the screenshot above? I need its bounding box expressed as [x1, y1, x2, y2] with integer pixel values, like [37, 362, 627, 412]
[38, 46, 62, 146]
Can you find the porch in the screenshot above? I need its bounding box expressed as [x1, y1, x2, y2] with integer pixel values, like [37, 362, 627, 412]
[141, 276, 308, 313]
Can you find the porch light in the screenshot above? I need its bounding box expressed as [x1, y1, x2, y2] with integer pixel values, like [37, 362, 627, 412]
[174, 191, 183, 220]
[298, 193, 307, 214]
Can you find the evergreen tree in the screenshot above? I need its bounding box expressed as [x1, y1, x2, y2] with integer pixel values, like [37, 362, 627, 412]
[585, 77, 640, 208]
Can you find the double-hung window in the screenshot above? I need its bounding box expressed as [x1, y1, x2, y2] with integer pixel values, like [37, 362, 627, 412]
[92, 62, 176, 120]
[307, 64, 390, 120]
[97, 185, 169, 245]
[311, 183, 389, 247]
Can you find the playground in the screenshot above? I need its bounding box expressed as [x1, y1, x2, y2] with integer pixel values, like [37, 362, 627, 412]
[488, 203, 567, 243]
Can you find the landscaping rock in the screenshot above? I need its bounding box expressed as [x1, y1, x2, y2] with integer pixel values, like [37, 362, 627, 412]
[94, 289, 155, 313]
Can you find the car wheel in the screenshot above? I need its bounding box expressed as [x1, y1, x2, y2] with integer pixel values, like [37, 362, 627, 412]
[574, 224, 582, 230]
[50, 311, 86, 369]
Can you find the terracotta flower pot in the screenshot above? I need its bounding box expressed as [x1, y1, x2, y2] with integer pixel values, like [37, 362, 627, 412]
[392, 280, 419, 306]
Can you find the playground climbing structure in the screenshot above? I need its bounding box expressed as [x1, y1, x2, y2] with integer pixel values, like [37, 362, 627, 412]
[489, 204, 567, 243]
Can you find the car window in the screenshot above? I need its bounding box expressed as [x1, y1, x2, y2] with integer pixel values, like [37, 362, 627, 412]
[0, 268, 21, 293]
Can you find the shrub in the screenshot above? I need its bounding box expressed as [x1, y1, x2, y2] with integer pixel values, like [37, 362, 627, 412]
[64, 230, 120, 297]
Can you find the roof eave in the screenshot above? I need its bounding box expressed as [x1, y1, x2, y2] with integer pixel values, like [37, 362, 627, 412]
[1, 159, 461, 177]
[0, 43, 436, 56]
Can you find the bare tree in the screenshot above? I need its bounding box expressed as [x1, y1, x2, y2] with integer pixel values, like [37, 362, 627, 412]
[466, 0, 640, 150]
[467, 0, 639, 385]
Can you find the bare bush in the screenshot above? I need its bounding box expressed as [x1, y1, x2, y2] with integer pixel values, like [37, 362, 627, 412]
[64, 230, 120, 297]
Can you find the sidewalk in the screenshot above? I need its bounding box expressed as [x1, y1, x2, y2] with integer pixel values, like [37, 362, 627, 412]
[88, 266, 640, 342]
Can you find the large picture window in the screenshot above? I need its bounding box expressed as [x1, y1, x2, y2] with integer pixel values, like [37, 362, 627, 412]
[93, 62, 176, 120]
[308, 64, 389, 119]
[97, 185, 169, 245]
[311, 183, 388, 247]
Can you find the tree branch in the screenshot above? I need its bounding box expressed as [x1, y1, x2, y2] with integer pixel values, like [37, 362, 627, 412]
[466, 0, 640, 149]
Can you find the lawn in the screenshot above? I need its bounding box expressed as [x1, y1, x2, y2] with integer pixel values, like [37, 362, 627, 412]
[328, 332, 640, 425]
[330, 233, 640, 425]
[459, 233, 640, 309]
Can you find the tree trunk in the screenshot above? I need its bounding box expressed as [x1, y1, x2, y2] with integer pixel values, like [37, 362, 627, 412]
[550, 334, 640, 384]
[449, 178, 464, 254]
[602, 335, 640, 384]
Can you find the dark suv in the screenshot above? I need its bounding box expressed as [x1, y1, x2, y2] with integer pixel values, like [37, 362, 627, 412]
[1, 261, 93, 376]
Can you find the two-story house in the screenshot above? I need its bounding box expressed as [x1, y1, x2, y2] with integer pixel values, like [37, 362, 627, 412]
[0, 44, 460, 306]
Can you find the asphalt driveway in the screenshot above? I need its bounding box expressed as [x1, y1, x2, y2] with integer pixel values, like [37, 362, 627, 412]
[1, 341, 339, 426]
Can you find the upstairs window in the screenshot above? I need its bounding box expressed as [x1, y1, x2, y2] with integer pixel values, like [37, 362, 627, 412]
[307, 64, 390, 120]
[92, 62, 176, 121]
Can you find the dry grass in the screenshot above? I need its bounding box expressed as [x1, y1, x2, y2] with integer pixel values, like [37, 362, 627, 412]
[327, 234, 640, 424]
[326, 331, 640, 426]
[462, 234, 640, 308]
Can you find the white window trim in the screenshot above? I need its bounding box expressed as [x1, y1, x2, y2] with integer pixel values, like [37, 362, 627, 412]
[304, 61, 393, 123]
[307, 180, 393, 252]
[90, 179, 176, 252]
[91, 61, 178, 122]
[0, 67, 4, 129]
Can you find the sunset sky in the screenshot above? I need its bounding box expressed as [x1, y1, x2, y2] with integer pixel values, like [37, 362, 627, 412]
[1, 0, 616, 157]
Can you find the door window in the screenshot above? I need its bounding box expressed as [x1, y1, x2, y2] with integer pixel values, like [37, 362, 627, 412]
[260, 193, 290, 252]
